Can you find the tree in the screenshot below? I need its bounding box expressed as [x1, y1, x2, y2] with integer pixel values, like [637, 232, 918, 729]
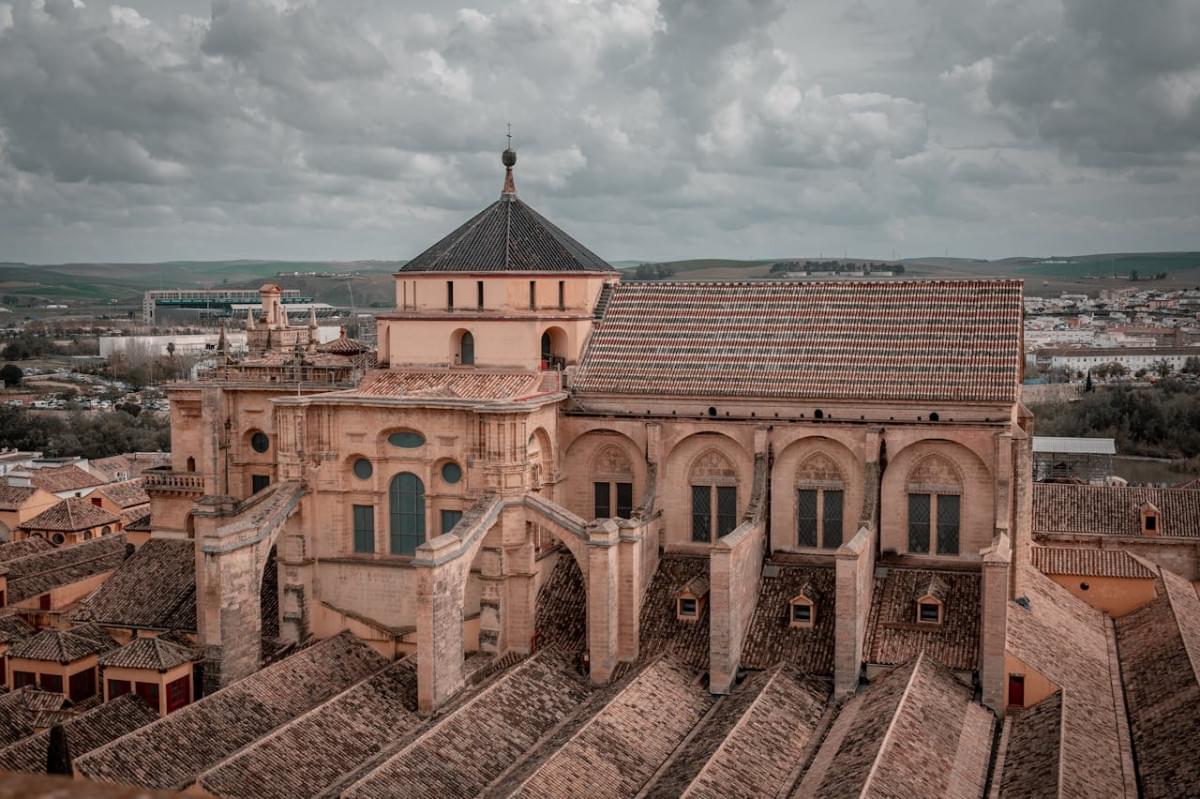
[0, 363, 22, 388]
[1130, 268, 1140, 281]
[1183, 356, 1200, 375]
[1084, 370, 1094, 392]
[1153, 359, 1174, 379]
[166, 341, 176, 358]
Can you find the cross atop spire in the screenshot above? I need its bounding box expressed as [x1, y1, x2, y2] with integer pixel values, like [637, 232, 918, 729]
[501, 124, 517, 199]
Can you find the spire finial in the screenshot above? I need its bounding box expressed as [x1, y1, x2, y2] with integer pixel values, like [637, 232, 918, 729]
[501, 124, 517, 198]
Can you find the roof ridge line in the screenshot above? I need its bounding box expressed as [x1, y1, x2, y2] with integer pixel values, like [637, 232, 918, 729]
[859, 653, 924, 799]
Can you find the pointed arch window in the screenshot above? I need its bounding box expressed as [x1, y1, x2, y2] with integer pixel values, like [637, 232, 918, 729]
[389, 472, 426, 555]
[690, 449, 738, 543]
[795, 452, 845, 549]
[458, 331, 475, 366]
[906, 455, 962, 556]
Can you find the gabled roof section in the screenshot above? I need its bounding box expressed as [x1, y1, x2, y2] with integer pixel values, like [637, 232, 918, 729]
[8, 624, 118, 663]
[5, 534, 129, 604]
[575, 280, 1024, 403]
[18, 496, 120, 533]
[398, 196, 615, 274]
[99, 636, 195, 671]
[72, 537, 196, 632]
[27, 464, 104, 494]
[0, 693, 157, 775]
[1034, 483, 1200, 537]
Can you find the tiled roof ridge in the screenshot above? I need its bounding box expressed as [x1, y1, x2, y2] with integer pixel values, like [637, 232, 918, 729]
[195, 656, 417, 791]
[99, 636, 194, 670]
[1159, 567, 1200, 687]
[7, 537, 125, 585]
[21, 496, 120, 532]
[858, 652, 927, 798]
[609, 277, 1024, 289]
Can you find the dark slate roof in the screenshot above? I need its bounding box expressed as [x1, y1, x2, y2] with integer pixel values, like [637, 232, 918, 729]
[574, 280, 1024, 403]
[398, 196, 615, 274]
[99, 637, 195, 671]
[5, 535, 129, 604]
[0, 694, 157, 775]
[1034, 483, 1200, 537]
[864, 568, 980, 671]
[75, 632, 390, 791]
[1116, 565, 1200, 799]
[72, 538, 196, 632]
[7, 624, 118, 663]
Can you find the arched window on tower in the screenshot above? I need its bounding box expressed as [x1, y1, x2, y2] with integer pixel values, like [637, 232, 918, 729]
[690, 449, 738, 543]
[795, 452, 845, 549]
[458, 331, 475, 366]
[592, 444, 634, 519]
[389, 472, 426, 555]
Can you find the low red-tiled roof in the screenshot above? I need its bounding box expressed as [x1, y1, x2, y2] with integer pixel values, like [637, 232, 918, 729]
[348, 369, 546, 401]
[0, 694, 158, 775]
[0, 485, 39, 511]
[8, 624, 117, 663]
[865, 568, 980, 671]
[99, 636, 195, 671]
[0, 537, 54, 563]
[1031, 546, 1157, 579]
[5, 534, 129, 604]
[95, 479, 149, 510]
[574, 280, 1024, 403]
[27, 464, 104, 494]
[1033, 483, 1200, 537]
[18, 496, 120, 533]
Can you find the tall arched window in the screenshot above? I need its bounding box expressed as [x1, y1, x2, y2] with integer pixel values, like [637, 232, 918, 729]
[540, 331, 552, 362]
[690, 449, 738, 543]
[389, 472, 426, 555]
[795, 452, 845, 549]
[592, 444, 634, 519]
[906, 455, 961, 556]
[186, 456, 196, 473]
[459, 331, 475, 366]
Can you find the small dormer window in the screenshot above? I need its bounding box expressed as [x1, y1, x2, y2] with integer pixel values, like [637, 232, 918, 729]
[918, 601, 942, 624]
[789, 584, 816, 629]
[1140, 502, 1161, 536]
[678, 598, 698, 618]
[915, 574, 948, 625]
[676, 576, 709, 622]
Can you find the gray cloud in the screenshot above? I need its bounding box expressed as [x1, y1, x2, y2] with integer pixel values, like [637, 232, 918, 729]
[0, 0, 1196, 264]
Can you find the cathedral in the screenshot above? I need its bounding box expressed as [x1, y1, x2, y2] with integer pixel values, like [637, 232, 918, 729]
[26, 148, 1196, 797]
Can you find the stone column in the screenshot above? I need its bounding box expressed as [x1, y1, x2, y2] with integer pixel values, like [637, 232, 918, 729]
[834, 527, 873, 697]
[585, 519, 621, 684]
[980, 533, 1012, 714]
[500, 507, 536, 655]
[616, 525, 642, 662]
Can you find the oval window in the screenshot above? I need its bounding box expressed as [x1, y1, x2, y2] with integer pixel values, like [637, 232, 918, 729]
[442, 462, 463, 484]
[353, 458, 373, 480]
[388, 431, 425, 448]
[250, 431, 270, 453]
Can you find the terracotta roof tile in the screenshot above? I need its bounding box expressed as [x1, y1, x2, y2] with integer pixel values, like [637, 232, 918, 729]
[0, 485, 38, 511]
[637, 555, 711, 670]
[1005, 569, 1131, 797]
[511, 658, 713, 799]
[26, 464, 104, 494]
[5, 535, 128, 604]
[0, 694, 157, 775]
[347, 369, 548, 401]
[741, 564, 836, 674]
[1033, 483, 1200, 537]
[643, 665, 830, 799]
[534, 552, 586, 652]
[18, 497, 120, 533]
[1116, 565, 1200, 799]
[0, 537, 54, 563]
[997, 692, 1063, 799]
[865, 568, 980, 671]
[346, 651, 590, 799]
[1032, 546, 1157, 579]
[73, 538, 196, 632]
[0, 689, 68, 748]
[398, 195, 615, 274]
[99, 637, 194, 671]
[94, 479, 149, 510]
[197, 659, 420, 799]
[0, 612, 36, 645]
[76, 632, 389, 791]
[575, 280, 1023, 403]
[795, 654, 993, 799]
[8, 624, 118, 663]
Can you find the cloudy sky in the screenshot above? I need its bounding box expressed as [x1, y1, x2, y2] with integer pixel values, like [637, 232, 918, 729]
[0, 0, 1198, 264]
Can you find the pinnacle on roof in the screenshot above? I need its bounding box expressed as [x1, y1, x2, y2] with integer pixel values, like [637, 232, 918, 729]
[397, 144, 616, 274]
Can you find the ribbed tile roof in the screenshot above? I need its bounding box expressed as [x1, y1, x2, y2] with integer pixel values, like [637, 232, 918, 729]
[575, 280, 1024, 403]
[864, 568, 980, 671]
[95, 479, 149, 509]
[19, 496, 120, 533]
[72, 538, 196, 632]
[398, 196, 615, 273]
[27, 464, 104, 493]
[1034, 483, 1200, 537]
[8, 624, 117, 663]
[1031, 546, 1156, 579]
[0, 485, 39, 511]
[5, 534, 129, 604]
[0, 694, 157, 775]
[347, 369, 550, 401]
[99, 636, 195, 671]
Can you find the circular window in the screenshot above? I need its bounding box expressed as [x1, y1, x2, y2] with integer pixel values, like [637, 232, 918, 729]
[250, 431, 270, 453]
[442, 462, 463, 484]
[388, 431, 425, 448]
[353, 458, 373, 480]
[51, 533, 65, 546]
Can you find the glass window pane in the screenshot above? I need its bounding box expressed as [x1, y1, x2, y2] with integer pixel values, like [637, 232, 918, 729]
[352, 505, 374, 553]
[797, 489, 818, 547]
[616, 482, 634, 518]
[823, 490, 843, 548]
[717, 486, 738, 537]
[937, 494, 960, 555]
[908, 493, 931, 554]
[691, 485, 711, 542]
[441, 509, 463, 535]
[390, 473, 425, 555]
[593, 482, 611, 519]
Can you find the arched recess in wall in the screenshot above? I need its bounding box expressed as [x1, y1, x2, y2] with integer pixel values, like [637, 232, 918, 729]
[527, 427, 556, 496]
[540, 326, 568, 368]
[880, 439, 990, 558]
[562, 429, 646, 522]
[451, 328, 475, 366]
[771, 435, 862, 552]
[664, 431, 753, 546]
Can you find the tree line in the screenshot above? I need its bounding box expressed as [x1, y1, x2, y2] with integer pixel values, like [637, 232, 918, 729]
[0, 405, 169, 459]
[1035, 379, 1200, 459]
